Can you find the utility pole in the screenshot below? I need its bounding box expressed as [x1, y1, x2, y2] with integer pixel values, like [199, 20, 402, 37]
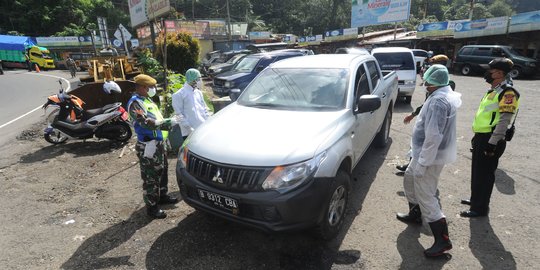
[192, 0, 195, 20]
[469, 0, 475, 20]
[226, 0, 232, 41]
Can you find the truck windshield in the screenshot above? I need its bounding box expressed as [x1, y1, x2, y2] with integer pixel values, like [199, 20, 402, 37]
[237, 68, 348, 111]
[373, 52, 414, 70]
[233, 57, 260, 72]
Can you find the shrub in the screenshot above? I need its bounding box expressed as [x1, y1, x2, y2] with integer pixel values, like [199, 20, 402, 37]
[134, 48, 164, 82]
[155, 32, 200, 74]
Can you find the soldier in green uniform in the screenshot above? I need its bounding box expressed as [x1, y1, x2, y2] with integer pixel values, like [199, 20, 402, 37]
[127, 74, 179, 219]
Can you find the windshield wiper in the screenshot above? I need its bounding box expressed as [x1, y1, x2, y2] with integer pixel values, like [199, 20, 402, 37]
[248, 102, 282, 108]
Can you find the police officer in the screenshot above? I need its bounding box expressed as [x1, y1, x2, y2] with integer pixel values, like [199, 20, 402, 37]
[460, 58, 520, 218]
[127, 74, 179, 219]
[396, 65, 462, 257]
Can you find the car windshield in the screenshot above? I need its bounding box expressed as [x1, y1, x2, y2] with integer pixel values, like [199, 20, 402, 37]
[237, 68, 348, 111]
[227, 54, 245, 64]
[373, 52, 415, 70]
[233, 56, 260, 72]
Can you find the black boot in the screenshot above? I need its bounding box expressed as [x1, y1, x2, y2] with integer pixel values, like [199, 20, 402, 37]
[424, 218, 452, 257]
[396, 203, 422, 224]
[159, 194, 179, 205]
[147, 205, 167, 219]
[396, 163, 409, 172]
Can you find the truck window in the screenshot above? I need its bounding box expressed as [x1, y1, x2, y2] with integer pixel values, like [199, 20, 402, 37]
[366, 61, 380, 90]
[31, 52, 43, 58]
[354, 64, 370, 98]
[372, 52, 414, 70]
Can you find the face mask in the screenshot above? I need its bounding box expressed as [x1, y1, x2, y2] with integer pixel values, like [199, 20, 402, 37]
[484, 71, 495, 84]
[147, 87, 157, 97]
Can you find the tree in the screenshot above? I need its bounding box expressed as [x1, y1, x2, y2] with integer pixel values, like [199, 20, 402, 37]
[155, 32, 200, 74]
[489, 0, 514, 17]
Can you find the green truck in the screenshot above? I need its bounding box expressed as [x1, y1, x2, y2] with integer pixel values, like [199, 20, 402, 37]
[0, 35, 55, 70]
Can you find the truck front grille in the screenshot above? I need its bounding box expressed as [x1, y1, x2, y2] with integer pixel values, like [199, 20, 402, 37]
[186, 152, 271, 192]
[213, 78, 225, 87]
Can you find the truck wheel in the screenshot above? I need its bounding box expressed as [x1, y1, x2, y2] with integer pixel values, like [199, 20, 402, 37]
[461, 64, 472, 76]
[315, 170, 349, 240]
[404, 96, 412, 104]
[508, 67, 521, 79]
[375, 107, 392, 148]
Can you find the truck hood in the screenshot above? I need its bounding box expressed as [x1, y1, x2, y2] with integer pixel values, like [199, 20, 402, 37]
[187, 103, 347, 166]
[216, 71, 250, 81]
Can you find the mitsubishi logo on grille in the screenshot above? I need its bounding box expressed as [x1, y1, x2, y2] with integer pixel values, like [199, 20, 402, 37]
[212, 169, 224, 184]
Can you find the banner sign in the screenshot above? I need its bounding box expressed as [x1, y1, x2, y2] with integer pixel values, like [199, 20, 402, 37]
[351, 0, 411, 28]
[325, 27, 358, 42]
[283, 35, 297, 44]
[36, 36, 102, 47]
[249, 32, 271, 40]
[129, 0, 171, 27]
[454, 17, 508, 38]
[509, 10, 540, 33]
[298, 35, 323, 46]
[416, 20, 467, 37]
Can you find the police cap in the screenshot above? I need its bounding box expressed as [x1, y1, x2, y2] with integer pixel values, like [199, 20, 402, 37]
[134, 74, 157, 86]
[488, 58, 514, 73]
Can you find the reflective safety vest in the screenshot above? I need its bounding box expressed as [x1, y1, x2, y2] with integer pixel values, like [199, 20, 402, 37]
[128, 95, 168, 141]
[472, 85, 519, 133]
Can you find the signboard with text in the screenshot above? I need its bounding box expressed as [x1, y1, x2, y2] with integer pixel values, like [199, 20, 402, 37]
[351, 0, 411, 28]
[454, 17, 508, 38]
[416, 20, 468, 37]
[509, 10, 540, 33]
[36, 36, 102, 47]
[129, 0, 171, 27]
[325, 27, 358, 42]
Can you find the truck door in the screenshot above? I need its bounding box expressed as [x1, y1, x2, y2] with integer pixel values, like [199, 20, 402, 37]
[366, 60, 386, 125]
[352, 63, 375, 160]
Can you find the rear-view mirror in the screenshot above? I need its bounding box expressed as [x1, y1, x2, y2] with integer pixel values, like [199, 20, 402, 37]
[229, 89, 242, 102]
[354, 95, 381, 114]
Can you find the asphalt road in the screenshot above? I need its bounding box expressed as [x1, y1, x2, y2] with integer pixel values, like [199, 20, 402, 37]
[0, 69, 76, 158]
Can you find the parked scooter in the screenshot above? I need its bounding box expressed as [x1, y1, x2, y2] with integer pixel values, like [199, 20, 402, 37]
[42, 80, 132, 144]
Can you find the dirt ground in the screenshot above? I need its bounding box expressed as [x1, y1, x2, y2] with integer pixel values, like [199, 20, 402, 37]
[0, 75, 539, 269]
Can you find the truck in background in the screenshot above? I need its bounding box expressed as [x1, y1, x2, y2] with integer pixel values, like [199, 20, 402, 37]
[0, 35, 55, 70]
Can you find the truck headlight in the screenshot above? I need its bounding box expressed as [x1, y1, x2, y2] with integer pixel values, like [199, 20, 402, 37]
[262, 151, 327, 192]
[526, 62, 536, 67]
[224, 81, 234, 88]
[214, 68, 222, 73]
[178, 145, 189, 168]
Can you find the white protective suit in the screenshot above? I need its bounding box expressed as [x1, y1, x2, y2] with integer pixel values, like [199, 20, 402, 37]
[404, 85, 462, 223]
[172, 83, 209, 137]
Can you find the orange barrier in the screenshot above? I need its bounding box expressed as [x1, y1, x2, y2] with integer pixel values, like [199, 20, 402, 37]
[35, 64, 41, 73]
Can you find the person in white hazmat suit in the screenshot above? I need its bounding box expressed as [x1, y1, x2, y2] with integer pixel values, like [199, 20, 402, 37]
[396, 64, 462, 257]
[172, 68, 210, 141]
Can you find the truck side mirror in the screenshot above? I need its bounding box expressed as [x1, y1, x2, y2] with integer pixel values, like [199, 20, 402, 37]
[354, 95, 381, 114]
[229, 88, 242, 102]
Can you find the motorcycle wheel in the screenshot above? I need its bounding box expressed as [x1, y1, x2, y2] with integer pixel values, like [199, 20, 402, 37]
[44, 130, 68, 144]
[115, 121, 132, 142]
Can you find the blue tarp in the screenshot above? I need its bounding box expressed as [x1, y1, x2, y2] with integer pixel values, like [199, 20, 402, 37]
[0, 35, 36, 51]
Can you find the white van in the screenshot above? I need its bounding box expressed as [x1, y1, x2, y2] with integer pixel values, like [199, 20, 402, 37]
[371, 47, 416, 103]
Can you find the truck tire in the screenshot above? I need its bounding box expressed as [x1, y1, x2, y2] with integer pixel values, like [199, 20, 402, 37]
[375, 107, 392, 148]
[315, 170, 349, 240]
[461, 64, 472, 76]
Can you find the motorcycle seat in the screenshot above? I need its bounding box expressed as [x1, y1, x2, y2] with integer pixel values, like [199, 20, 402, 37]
[82, 103, 119, 120]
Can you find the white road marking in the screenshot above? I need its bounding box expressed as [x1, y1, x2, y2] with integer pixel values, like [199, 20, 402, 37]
[0, 73, 72, 129]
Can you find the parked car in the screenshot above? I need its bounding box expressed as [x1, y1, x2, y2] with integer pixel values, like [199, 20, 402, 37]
[176, 54, 398, 239]
[212, 49, 310, 96]
[453, 45, 538, 78]
[371, 47, 417, 103]
[207, 53, 248, 79]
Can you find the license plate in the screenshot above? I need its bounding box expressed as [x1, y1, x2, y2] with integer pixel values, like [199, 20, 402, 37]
[198, 189, 239, 214]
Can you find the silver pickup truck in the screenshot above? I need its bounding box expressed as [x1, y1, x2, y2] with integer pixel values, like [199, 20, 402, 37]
[176, 54, 398, 239]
